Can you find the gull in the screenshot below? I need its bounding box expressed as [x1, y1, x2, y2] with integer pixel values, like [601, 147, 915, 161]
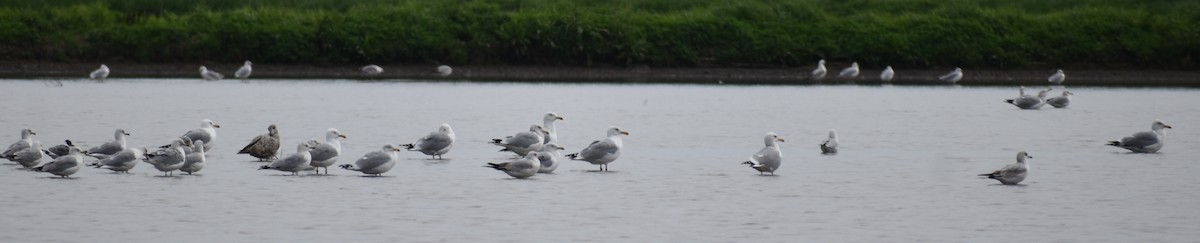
[144, 139, 188, 176]
[485, 151, 541, 179]
[820, 130, 838, 154]
[838, 62, 860, 78]
[308, 129, 346, 174]
[90, 64, 110, 80]
[238, 124, 280, 161]
[1108, 120, 1172, 153]
[180, 119, 220, 152]
[542, 112, 564, 144]
[10, 141, 44, 168]
[360, 65, 383, 75]
[565, 126, 629, 171]
[340, 144, 402, 176]
[979, 151, 1032, 185]
[939, 67, 963, 83]
[1, 128, 36, 159]
[536, 143, 565, 173]
[181, 140, 206, 175]
[199, 66, 224, 81]
[1005, 87, 1052, 109]
[436, 65, 452, 76]
[811, 59, 827, 80]
[1048, 69, 1065, 84]
[490, 125, 548, 156]
[741, 133, 784, 175]
[42, 140, 74, 159]
[1046, 90, 1073, 108]
[400, 123, 455, 159]
[88, 147, 144, 173]
[235, 60, 253, 79]
[880, 66, 894, 82]
[259, 142, 314, 175]
[33, 146, 84, 178]
[85, 129, 130, 156]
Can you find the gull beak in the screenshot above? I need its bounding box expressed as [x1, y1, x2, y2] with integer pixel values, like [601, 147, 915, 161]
[339, 134, 348, 139]
[777, 137, 786, 142]
[1165, 125, 1173, 129]
[556, 116, 564, 120]
[30, 131, 36, 135]
[557, 146, 566, 151]
[620, 130, 630, 135]
[393, 147, 403, 152]
[213, 124, 221, 128]
[125, 132, 131, 136]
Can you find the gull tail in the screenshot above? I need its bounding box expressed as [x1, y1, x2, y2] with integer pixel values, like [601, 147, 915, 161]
[1106, 141, 1122, 146]
[489, 139, 503, 144]
[978, 171, 1000, 179]
[88, 162, 101, 168]
[565, 153, 580, 160]
[399, 144, 415, 150]
[338, 164, 360, 171]
[1004, 99, 1016, 104]
[485, 163, 508, 171]
[32, 165, 44, 172]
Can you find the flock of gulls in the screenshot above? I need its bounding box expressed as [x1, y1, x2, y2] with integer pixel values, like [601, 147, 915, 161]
[3, 60, 1173, 185]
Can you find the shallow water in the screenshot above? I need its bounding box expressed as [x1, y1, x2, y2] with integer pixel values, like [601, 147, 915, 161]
[1, 79, 1198, 242]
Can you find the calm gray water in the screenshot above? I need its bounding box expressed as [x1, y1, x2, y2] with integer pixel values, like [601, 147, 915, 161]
[1, 79, 1198, 242]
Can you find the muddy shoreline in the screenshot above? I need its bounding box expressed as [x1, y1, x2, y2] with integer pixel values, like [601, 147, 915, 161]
[2, 62, 1197, 86]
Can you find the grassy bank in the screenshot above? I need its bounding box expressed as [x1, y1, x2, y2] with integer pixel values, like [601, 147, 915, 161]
[1, 0, 1197, 68]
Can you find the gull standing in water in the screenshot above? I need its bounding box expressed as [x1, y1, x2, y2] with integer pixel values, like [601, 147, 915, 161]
[180, 119, 219, 152]
[838, 62, 860, 78]
[85, 129, 130, 156]
[542, 112, 564, 144]
[979, 151, 1032, 185]
[360, 65, 383, 75]
[939, 67, 963, 83]
[308, 129, 346, 174]
[235, 60, 253, 79]
[820, 130, 838, 154]
[90, 64, 110, 80]
[1046, 90, 1073, 108]
[485, 151, 541, 179]
[1108, 120, 1172, 153]
[144, 139, 188, 176]
[10, 141, 43, 168]
[490, 125, 548, 156]
[341, 144, 403, 176]
[566, 126, 629, 172]
[742, 133, 784, 175]
[238, 124, 280, 161]
[199, 66, 224, 81]
[536, 143, 565, 173]
[1048, 69, 1065, 84]
[180, 141, 206, 175]
[880, 66, 894, 82]
[1, 128, 36, 159]
[88, 147, 143, 173]
[400, 123, 455, 159]
[1005, 87, 1052, 109]
[261, 142, 314, 175]
[33, 146, 84, 178]
[436, 65, 453, 76]
[811, 59, 827, 80]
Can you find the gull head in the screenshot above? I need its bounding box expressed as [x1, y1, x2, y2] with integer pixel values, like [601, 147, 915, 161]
[267, 124, 278, 135]
[116, 129, 130, 137]
[383, 144, 402, 152]
[529, 124, 548, 135]
[327, 128, 347, 140]
[21, 128, 36, 137]
[201, 119, 220, 128]
[764, 132, 784, 145]
[199, 66, 208, 72]
[545, 112, 564, 121]
[1153, 120, 1172, 130]
[244, 60, 253, 66]
[608, 126, 630, 136]
[439, 123, 454, 134]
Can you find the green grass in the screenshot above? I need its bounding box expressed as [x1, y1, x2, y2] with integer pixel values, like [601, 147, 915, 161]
[0, 0, 1196, 68]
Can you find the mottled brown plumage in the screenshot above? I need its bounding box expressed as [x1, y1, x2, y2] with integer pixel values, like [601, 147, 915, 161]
[239, 124, 280, 161]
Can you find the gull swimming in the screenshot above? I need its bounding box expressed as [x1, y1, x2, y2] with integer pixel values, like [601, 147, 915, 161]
[144, 139, 188, 176]
[260, 142, 314, 175]
[1, 128, 36, 159]
[566, 126, 629, 171]
[1108, 120, 1172, 153]
[542, 112, 564, 144]
[199, 66, 224, 81]
[536, 143, 565, 173]
[33, 146, 84, 178]
[180, 140, 206, 175]
[360, 65, 383, 75]
[1048, 69, 1065, 84]
[939, 67, 963, 83]
[811, 59, 827, 80]
[308, 128, 346, 174]
[979, 151, 1032, 185]
[820, 130, 838, 154]
[180, 119, 219, 152]
[235, 60, 253, 79]
[1005, 86, 1052, 109]
[42, 140, 73, 159]
[838, 62, 860, 78]
[85, 129, 130, 156]
[1046, 90, 1073, 108]
[88, 147, 143, 173]
[742, 133, 784, 175]
[9, 141, 43, 168]
[400, 123, 455, 159]
[880, 66, 894, 82]
[436, 65, 452, 76]
[90, 64, 110, 80]
[490, 124, 548, 156]
[340, 144, 402, 176]
[238, 124, 280, 161]
[486, 151, 541, 179]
